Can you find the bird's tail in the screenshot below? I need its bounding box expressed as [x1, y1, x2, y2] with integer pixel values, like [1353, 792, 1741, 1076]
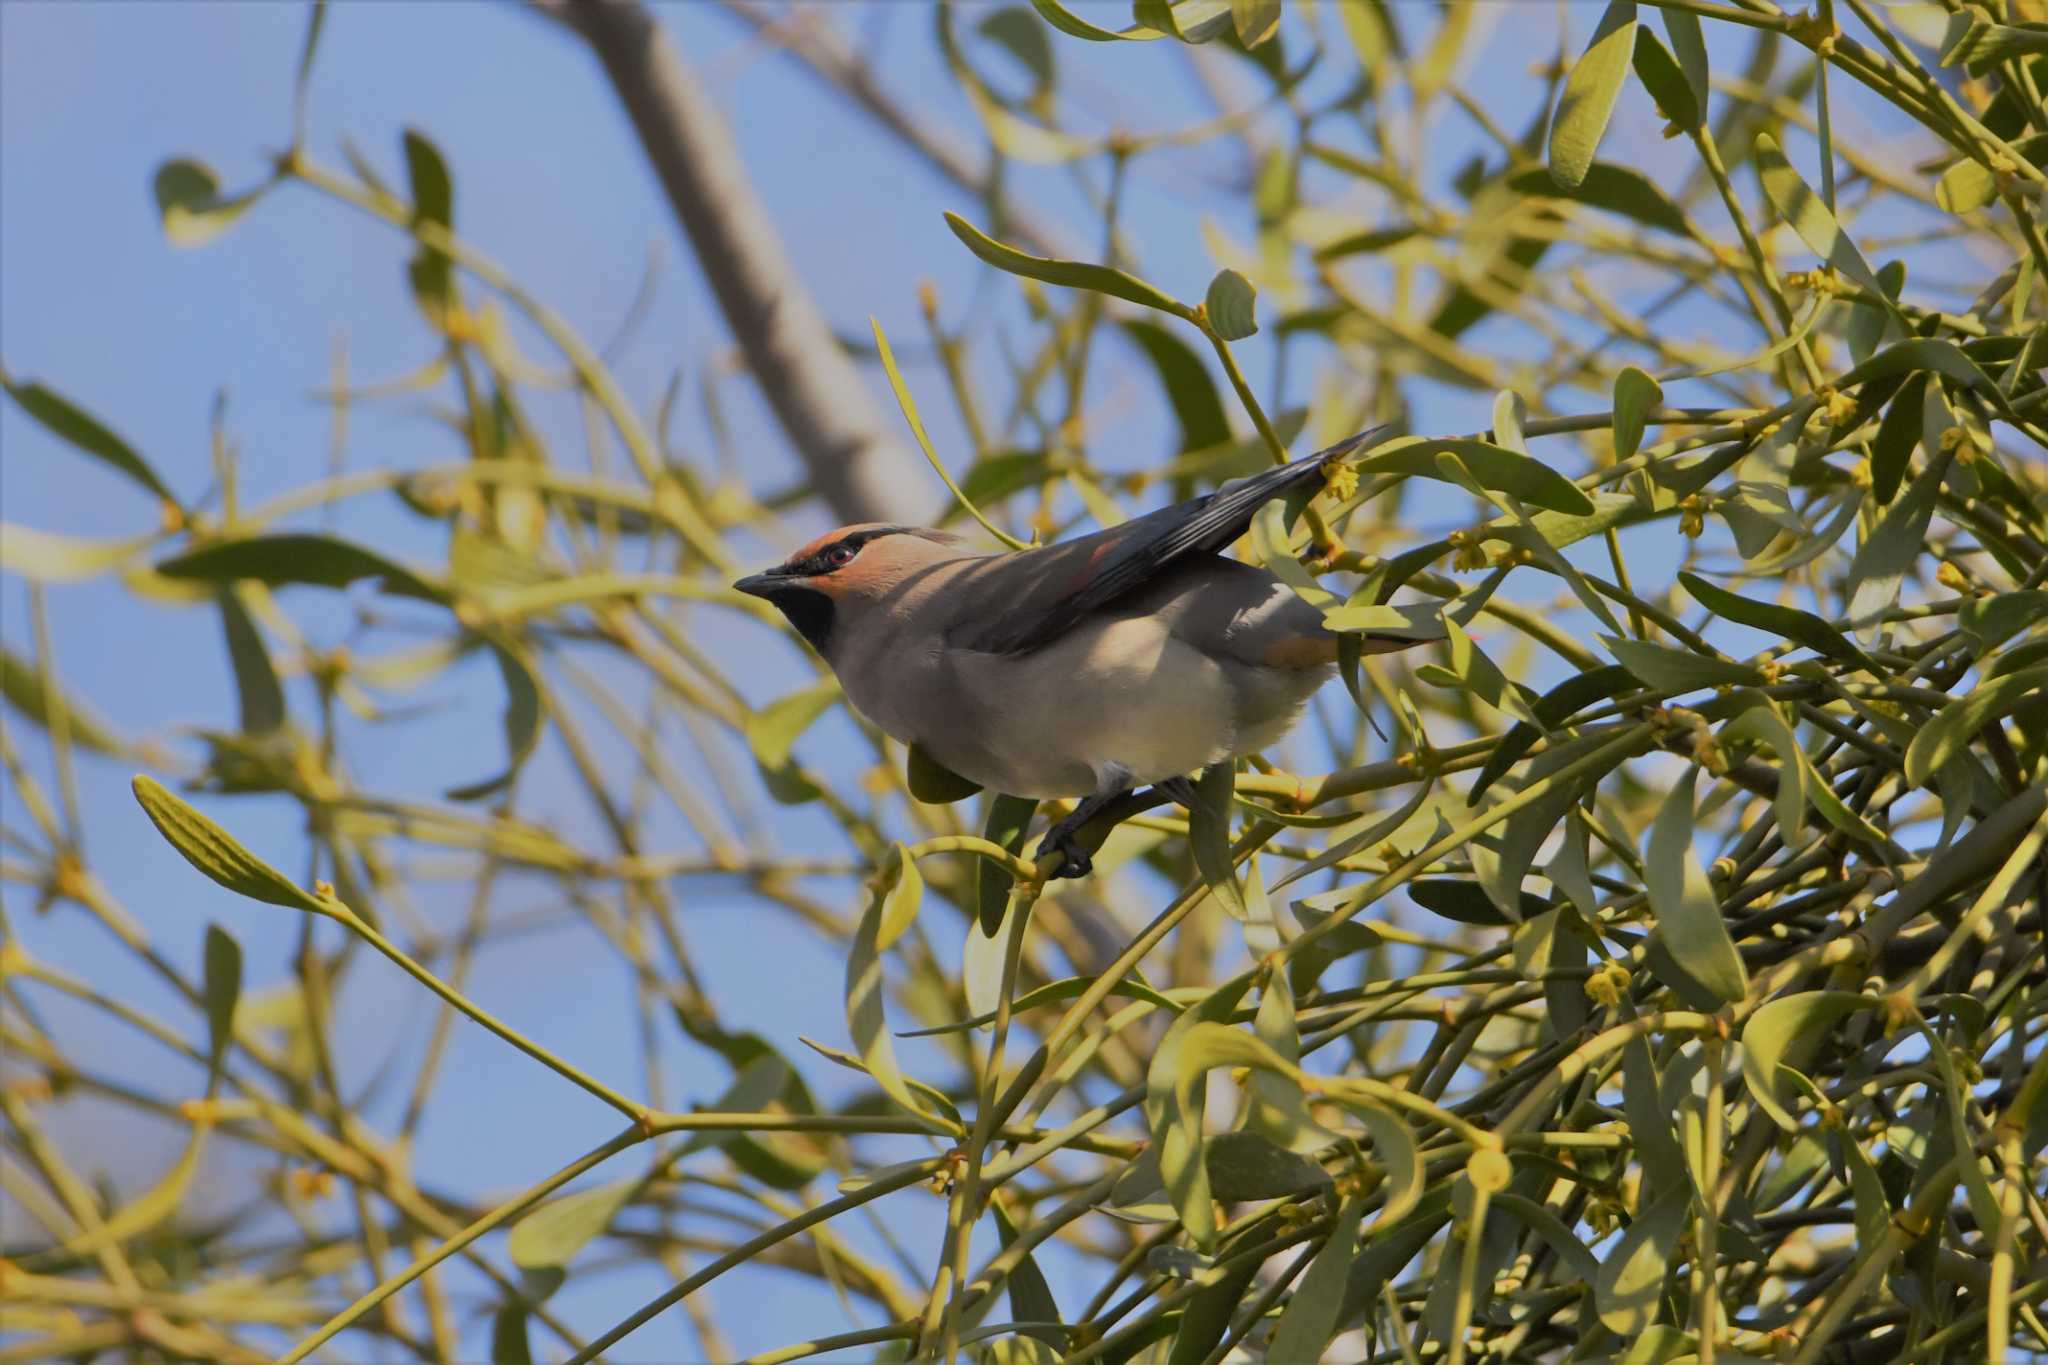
[1208, 425, 1392, 516]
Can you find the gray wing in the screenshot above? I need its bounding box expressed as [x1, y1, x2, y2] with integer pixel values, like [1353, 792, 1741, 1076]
[949, 428, 1386, 657]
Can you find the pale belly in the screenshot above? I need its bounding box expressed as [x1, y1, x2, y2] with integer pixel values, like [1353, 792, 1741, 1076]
[851, 614, 1323, 798]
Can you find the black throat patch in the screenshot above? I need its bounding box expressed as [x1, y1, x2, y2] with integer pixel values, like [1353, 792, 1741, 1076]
[766, 586, 835, 654]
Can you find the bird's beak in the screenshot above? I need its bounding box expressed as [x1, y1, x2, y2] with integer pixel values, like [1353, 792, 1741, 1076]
[733, 572, 780, 599]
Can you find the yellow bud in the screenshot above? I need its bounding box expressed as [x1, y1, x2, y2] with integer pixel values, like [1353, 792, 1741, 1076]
[1323, 462, 1360, 502]
[1823, 388, 1858, 426]
[1936, 561, 1973, 594]
[1678, 494, 1706, 539]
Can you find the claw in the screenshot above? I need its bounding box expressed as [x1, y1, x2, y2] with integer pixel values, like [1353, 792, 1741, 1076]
[1036, 827, 1093, 879]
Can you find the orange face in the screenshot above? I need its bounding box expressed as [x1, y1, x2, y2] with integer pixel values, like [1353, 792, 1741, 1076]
[732, 525, 957, 651]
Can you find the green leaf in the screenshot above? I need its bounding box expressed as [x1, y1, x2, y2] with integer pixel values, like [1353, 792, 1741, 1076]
[1494, 1192, 1601, 1286]
[978, 794, 1038, 936]
[1120, 321, 1231, 454]
[1203, 269, 1257, 340]
[201, 923, 242, 1084]
[152, 158, 266, 249]
[1549, 1, 1639, 191]
[2, 373, 176, 503]
[1409, 878, 1544, 925]
[1908, 1013, 2005, 1238]
[992, 1202, 1064, 1348]
[131, 774, 337, 916]
[978, 7, 1056, 95]
[1660, 7, 1709, 121]
[1605, 636, 1760, 692]
[1190, 763, 1245, 919]
[1352, 437, 1595, 515]
[1612, 366, 1662, 461]
[1754, 132, 1883, 294]
[948, 451, 1050, 519]
[1869, 375, 1926, 505]
[1312, 224, 1426, 261]
[1165, 1260, 1262, 1365]
[1321, 600, 1443, 640]
[1631, 25, 1698, 129]
[945, 211, 1182, 312]
[1739, 992, 1877, 1130]
[1470, 665, 1638, 803]
[1624, 1038, 1687, 1192]
[745, 681, 838, 805]
[157, 532, 441, 600]
[1510, 163, 1688, 236]
[1340, 1096, 1423, 1230]
[292, 1, 328, 136]
[1906, 666, 2048, 787]
[1266, 1194, 1364, 1365]
[1643, 767, 1747, 1008]
[1027, 0, 1165, 42]
[1937, 132, 2048, 214]
[216, 591, 285, 734]
[1838, 341, 2008, 423]
[0, 646, 130, 756]
[0, 525, 155, 583]
[1203, 1131, 1332, 1201]
[1940, 12, 2048, 73]
[1845, 451, 1949, 627]
[1231, 0, 1281, 48]
[844, 847, 950, 1133]
[403, 128, 455, 320]
[1960, 591, 2048, 656]
[1144, 977, 1256, 1250]
[1133, 0, 1237, 43]
[1720, 699, 1812, 849]
[907, 741, 984, 804]
[1594, 1180, 1691, 1334]
[447, 640, 544, 803]
[507, 1176, 640, 1279]
[1678, 573, 1877, 674]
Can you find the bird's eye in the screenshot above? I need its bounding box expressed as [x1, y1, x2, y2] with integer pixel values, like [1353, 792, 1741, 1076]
[826, 542, 858, 568]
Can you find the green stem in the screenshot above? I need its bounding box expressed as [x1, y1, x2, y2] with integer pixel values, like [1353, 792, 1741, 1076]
[279, 1127, 643, 1364]
[338, 906, 646, 1120]
[567, 1157, 943, 1364]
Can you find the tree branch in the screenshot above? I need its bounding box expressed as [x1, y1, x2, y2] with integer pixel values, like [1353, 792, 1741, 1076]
[558, 0, 928, 524]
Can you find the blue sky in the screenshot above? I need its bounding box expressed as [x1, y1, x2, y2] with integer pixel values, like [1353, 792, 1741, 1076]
[0, 1, 1957, 1358]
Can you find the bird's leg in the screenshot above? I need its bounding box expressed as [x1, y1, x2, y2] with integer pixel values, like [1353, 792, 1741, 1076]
[1036, 787, 1130, 880]
[1153, 774, 1201, 811]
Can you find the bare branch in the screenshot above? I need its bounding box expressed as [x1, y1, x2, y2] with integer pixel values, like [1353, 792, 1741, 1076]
[560, 0, 929, 524]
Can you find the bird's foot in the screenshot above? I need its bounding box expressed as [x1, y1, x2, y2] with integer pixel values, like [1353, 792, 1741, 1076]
[1035, 822, 1093, 880]
[1154, 775, 1200, 810]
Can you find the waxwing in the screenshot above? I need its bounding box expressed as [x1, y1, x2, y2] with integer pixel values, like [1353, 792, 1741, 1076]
[734, 430, 1423, 875]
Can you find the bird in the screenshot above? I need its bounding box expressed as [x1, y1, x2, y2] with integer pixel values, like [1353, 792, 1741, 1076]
[732, 429, 1425, 876]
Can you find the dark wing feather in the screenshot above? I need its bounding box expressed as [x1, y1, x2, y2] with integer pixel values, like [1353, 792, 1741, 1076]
[959, 428, 1387, 656]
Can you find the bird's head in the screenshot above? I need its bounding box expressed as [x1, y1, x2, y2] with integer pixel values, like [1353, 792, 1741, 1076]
[733, 524, 963, 655]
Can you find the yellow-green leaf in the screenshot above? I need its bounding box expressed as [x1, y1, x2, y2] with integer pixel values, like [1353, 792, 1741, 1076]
[2, 373, 177, 503]
[131, 775, 338, 917]
[1612, 366, 1662, 461]
[1754, 132, 1882, 294]
[1906, 666, 2048, 788]
[1204, 268, 1258, 340]
[1595, 1180, 1691, 1334]
[153, 158, 266, 249]
[1642, 767, 1747, 1008]
[1549, 1, 1639, 191]
[945, 211, 1183, 313]
[1266, 1194, 1364, 1365]
[1740, 992, 1877, 1130]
